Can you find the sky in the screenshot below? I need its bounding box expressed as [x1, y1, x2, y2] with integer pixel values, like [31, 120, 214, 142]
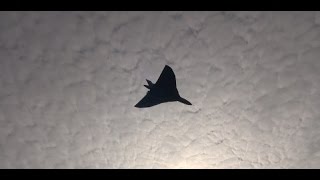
[0, 11, 320, 168]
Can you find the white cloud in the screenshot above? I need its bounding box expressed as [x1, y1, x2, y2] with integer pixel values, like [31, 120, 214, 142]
[0, 11, 320, 168]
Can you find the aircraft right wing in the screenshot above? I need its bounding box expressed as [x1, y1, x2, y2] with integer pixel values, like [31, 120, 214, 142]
[155, 65, 177, 90]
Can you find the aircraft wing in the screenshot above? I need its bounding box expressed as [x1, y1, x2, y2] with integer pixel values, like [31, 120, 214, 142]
[134, 91, 164, 108]
[155, 65, 177, 90]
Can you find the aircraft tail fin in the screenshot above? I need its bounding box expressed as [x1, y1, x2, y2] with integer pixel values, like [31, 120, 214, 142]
[144, 79, 154, 89]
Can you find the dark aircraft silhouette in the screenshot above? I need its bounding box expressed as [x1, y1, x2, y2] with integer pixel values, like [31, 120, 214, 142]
[135, 65, 192, 108]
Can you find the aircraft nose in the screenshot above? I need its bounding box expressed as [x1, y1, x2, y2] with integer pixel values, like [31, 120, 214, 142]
[178, 97, 192, 105]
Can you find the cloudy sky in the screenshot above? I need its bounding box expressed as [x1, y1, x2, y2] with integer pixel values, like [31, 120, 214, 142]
[1, 11, 320, 168]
